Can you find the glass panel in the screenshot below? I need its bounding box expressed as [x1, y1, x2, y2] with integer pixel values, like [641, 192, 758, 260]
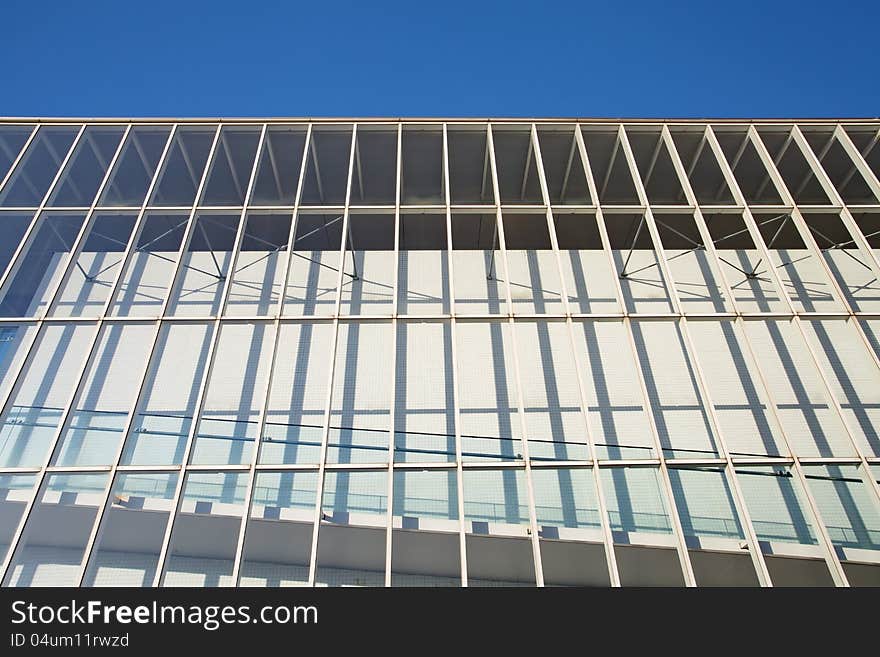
[581, 129, 640, 205]
[49, 212, 138, 317]
[704, 211, 789, 312]
[631, 320, 720, 459]
[753, 212, 843, 312]
[52, 322, 154, 466]
[600, 466, 673, 536]
[0, 126, 79, 207]
[108, 212, 189, 316]
[327, 321, 392, 464]
[226, 211, 292, 316]
[48, 126, 125, 207]
[401, 126, 444, 205]
[120, 322, 214, 465]
[687, 319, 787, 457]
[653, 212, 730, 313]
[0, 324, 39, 405]
[447, 126, 494, 205]
[250, 126, 307, 206]
[260, 321, 332, 466]
[735, 465, 817, 545]
[744, 319, 856, 457]
[455, 321, 523, 461]
[190, 322, 275, 465]
[349, 127, 397, 206]
[201, 127, 261, 206]
[554, 212, 620, 313]
[0, 474, 38, 564]
[161, 471, 249, 587]
[315, 470, 387, 587]
[398, 212, 449, 314]
[493, 127, 542, 205]
[604, 212, 675, 313]
[756, 128, 832, 205]
[571, 320, 656, 459]
[0, 212, 87, 317]
[166, 212, 241, 316]
[5, 473, 109, 586]
[502, 212, 564, 313]
[391, 469, 460, 587]
[340, 212, 395, 315]
[282, 211, 343, 316]
[0, 322, 98, 468]
[514, 321, 589, 462]
[802, 128, 878, 205]
[0, 125, 33, 184]
[668, 128, 735, 205]
[99, 126, 171, 207]
[394, 321, 455, 463]
[713, 128, 784, 205]
[0, 212, 36, 281]
[462, 469, 536, 585]
[803, 465, 880, 552]
[626, 128, 687, 205]
[300, 126, 353, 206]
[537, 126, 591, 205]
[801, 319, 880, 457]
[150, 127, 215, 207]
[532, 467, 600, 530]
[669, 467, 744, 540]
[451, 213, 506, 314]
[82, 472, 179, 586]
[240, 471, 317, 586]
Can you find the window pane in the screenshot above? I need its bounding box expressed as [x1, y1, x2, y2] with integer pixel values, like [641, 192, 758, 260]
[327, 321, 392, 464]
[448, 127, 494, 205]
[0, 212, 87, 317]
[502, 212, 564, 313]
[735, 465, 817, 545]
[581, 129, 640, 205]
[226, 211, 292, 315]
[48, 127, 125, 207]
[669, 467, 744, 540]
[201, 127, 261, 206]
[554, 212, 620, 313]
[300, 126, 353, 206]
[99, 127, 171, 207]
[5, 473, 109, 587]
[83, 472, 179, 586]
[0, 126, 33, 184]
[451, 213, 506, 314]
[349, 128, 397, 206]
[120, 322, 214, 465]
[190, 322, 275, 465]
[0, 324, 39, 405]
[803, 465, 880, 552]
[260, 322, 332, 466]
[455, 322, 523, 461]
[0, 474, 38, 564]
[600, 466, 672, 536]
[240, 471, 317, 586]
[108, 212, 188, 316]
[49, 212, 138, 317]
[52, 322, 154, 466]
[537, 127, 591, 205]
[493, 127, 542, 205]
[166, 212, 241, 316]
[282, 212, 343, 316]
[0, 126, 79, 207]
[161, 471, 249, 587]
[150, 127, 215, 207]
[394, 321, 455, 463]
[250, 126, 307, 206]
[532, 467, 600, 530]
[340, 213, 395, 316]
[0, 212, 36, 285]
[0, 322, 98, 468]
[398, 212, 449, 314]
[401, 127, 444, 205]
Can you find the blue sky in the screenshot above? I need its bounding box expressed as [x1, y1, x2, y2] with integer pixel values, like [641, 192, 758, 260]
[3, 0, 878, 118]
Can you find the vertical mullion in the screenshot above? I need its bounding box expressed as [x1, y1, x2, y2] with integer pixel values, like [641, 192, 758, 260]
[385, 123, 402, 587]
[531, 123, 620, 586]
[307, 123, 358, 587]
[709, 124, 851, 586]
[443, 124, 469, 586]
[75, 125, 180, 586]
[44, 124, 133, 318]
[486, 123, 544, 586]
[614, 124, 697, 587]
[660, 124, 772, 586]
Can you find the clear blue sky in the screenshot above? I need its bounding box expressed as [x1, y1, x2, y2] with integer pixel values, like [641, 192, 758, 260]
[3, 0, 878, 118]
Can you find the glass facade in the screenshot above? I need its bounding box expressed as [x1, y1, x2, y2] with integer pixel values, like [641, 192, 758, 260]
[0, 119, 879, 587]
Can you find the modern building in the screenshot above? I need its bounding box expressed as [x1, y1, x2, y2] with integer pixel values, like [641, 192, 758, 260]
[0, 118, 879, 587]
